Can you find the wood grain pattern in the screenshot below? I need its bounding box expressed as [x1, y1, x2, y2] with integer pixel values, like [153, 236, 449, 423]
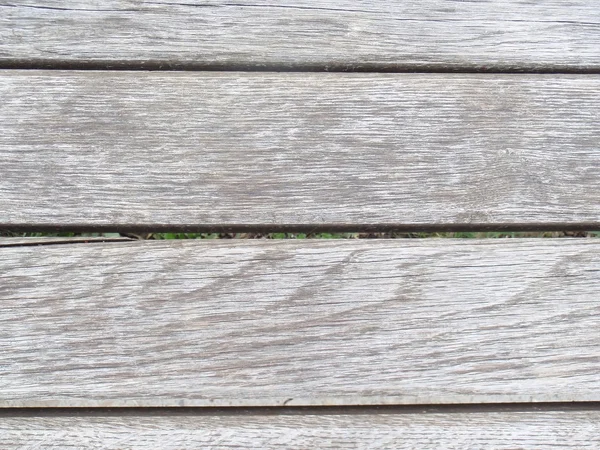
[1, 238, 599, 407]
[1, 71, 599, 229]
[1, 408, 600, 449]
[1, 1, 599, 70]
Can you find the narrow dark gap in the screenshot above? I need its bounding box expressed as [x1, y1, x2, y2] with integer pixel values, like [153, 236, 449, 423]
[1, 59, 599, 74]
[0, 402, 599, 417]
[1, 228, 600, 242]
[4, 222, 600, 234]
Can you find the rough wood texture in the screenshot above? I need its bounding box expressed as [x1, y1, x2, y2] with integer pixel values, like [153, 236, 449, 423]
[1, 408, 600, 449]
[1, 239, 599, 407]
[1, 71, 599, 230]
[1, 1, 599, 70]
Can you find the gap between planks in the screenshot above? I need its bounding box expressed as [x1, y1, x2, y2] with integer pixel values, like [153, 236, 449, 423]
[1, 402, 600, 416]
[3, 60, 600, 74]
[4, 224, 600, 234]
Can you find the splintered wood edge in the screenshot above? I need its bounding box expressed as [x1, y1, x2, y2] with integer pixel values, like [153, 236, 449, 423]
[0, 237, 133, 247]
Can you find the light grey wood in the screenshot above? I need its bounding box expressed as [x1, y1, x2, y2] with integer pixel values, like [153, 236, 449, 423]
[1, 71, 599, 229]
[1, 238, 599, 407]
[1, 408, 600, 449]
[1, 1, 599, 70]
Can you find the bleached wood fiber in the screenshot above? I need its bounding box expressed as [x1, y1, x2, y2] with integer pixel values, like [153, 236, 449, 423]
[1, 72, 599, 230]
[1, 239, 599, 407]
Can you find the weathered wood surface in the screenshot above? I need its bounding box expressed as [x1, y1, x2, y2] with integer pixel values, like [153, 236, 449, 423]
[1, 71, 599, 230]
[2, 407, 599, 449]
[1, 1, 599, 70]
[1, 239, 599, 407]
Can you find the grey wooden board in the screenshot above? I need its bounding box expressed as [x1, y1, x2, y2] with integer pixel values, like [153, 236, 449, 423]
[1, 238, 600, 407]
[1, 408, 600, 449]
[1, 71, 599, 229]
[1, 1, 600, 70]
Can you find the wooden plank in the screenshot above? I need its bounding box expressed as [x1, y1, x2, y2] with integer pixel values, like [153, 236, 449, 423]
[1, 71, 599, 230]
[1, 407, 599, 449]
[1, 1, 599, 70]
[1, 238, 599, 407]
